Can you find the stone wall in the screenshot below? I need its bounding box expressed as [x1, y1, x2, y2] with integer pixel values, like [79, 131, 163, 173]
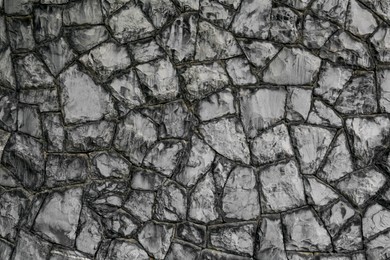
[0, 0, 390, 259]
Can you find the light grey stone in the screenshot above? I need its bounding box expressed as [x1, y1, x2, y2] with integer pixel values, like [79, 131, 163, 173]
[139, 0, 177, 29]
[69, 26, 109, 53]
[256, 215, 287, 260]
[34, 5, 62, 42]
[371, 26, 390, 63]
[199, 249, 252, 260]
[165, 242, 200, 260]
[109, 70, 145, 108]
[0, 92, 17, 131]
[102, 239, 149, 260]
[377, 69, 390, 112]
[177, 222, 206, 246]
[200, 0, 234, 28]
[0, 15, 8, 50]
[333, 219, 363, 252]
[363, 203, 390, 239]
[130, 39, 165, 63]
[304, 176, 339, 207]
[176, 0, 199, 10]
[366, 230, 390, 260]
[42, 113, 64, 152]
[0, 239, 13, 260]
[280, 0, 311, 9]
[76, 208, 103, 256]
[226, 57, 257, 85]
[63, 0, 103, 25]
[286, 87, 312, 121]
[270, 7, 299, 43]
[197, 89, 236, 121]
[360, 0, 390, 22]
[13, 230, 51, 260]
[49, 249, 92, 260]
[321, 200, 356, 236]
[303, 15, 338, 49]
[212, 155, 235, 190]
[346, 0, 377, 36]
[124, 190, 155, 222]
[307, 100, 343, 128]
[312, 0, 349, 24]
[17, 105, 42, 138]
[0, 190, 28, 240]
[238, 40, 280, 68]
[92, 151, 130, 179]
[0, 165, 18, 188]
[155, 180, 187, 221]
[138, 222, 174, 259]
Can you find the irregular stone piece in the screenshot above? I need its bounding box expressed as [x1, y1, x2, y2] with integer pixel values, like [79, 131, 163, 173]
[103, 209, 138, 237]
[0, 190, 28, 240]
[307, 100, 343, 127]
[4, 0, 33, 14]
[109, 70, 145, 108]
[108, 2, 155, 43]
[304, 177, 339, 206]
[199, 249, 252, 260]
[222, 166, 260, 220]
[139, 0, 176, 28]
[270, 7, 299, 43]
[104, 239, 149, 260]
[200, 0, 234, 28]
[290, 125, 335, 175]
[45, 154, 88, 188]
[260, 160, 306, 213]
[363, 203, 390, 239]
[0, 240, 13, 260]
[283, 208, 332, 251]
[334, 72, 377, 115]
[39, 38, 77, 76]
[176, 134, 215, 187]
[65, 121, 115, 152]
[226, 57, 257, 85]
[333, 219, 363, 252]
[366, 230, 390, 260]
[34, 5, 62, 42]
[177, 222, 206, 246]
[189, 172, 220, 223]
[336, 168, 386, 206]
[34, 188, 83, 247]
[155, 181, 187, 221]
[42, 113, 64, 152]
[136, 58, 179, 101]
[303, 15, 337, 49]
[322, 200, 356, 236]
[312, 0, 349, 24]
[124, 190, 155, 222]
[0, 165, 18, 188]
[0, 15, 8, 50]
[165, 242, 200, 260]
[197, 89, 235, 121]
[69, 26, 109, 53]
[0, 129, 10, 160]
[80, 42, 131, 81]
[138, 222, 174, 259]
[314, 62, 352, 104]
[239, 40, 280, 68]
[263, 48, 321, 85]
[377, 69, 390, 112]
[256, 215, 287, 260]
[160, 13, 198, 62]
[13, 230, 51, 260]
[49, 249, 91, 260]
[19, 88, 59, 112]
[181, 62, 229, 100]
[2, 133, 44, 190]
[76, 208, 103, 255]
[346, 0, 377, 36]
[199, 117, 250, 164]
[345, 116, 390, 165]
[317, 132, 354, 182]
[195, 21, 242, 61]
[360, 0, 390, 23]
[7, 17, 35, 51]
[286, 87, 312, 121]
[63, 0, 103, 25]
[17, 105, 42, 138]
[15, 54, 54, 89]
[212, 155, 235, 190]
[320, 31, 372, 68]
[92, 151, 130, 179]
[58, 65, 116, 124]
[239, 88, 287, 137]
[371, 26, 390, 63]
[209, 223, 256, 256]
[0, 48, 16, 88]
[130, 39, 165, 63]
[231, 0, 271, 39]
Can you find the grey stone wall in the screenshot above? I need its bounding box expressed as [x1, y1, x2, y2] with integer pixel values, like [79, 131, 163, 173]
[0, 0, 390, 259]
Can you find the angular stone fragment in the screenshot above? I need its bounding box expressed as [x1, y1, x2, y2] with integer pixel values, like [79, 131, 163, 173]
[360, 0, 390, 22]
[17, 105, 42, 138]
[136, 58, 179, 101]
[346, 0, 377, 36]
[312, 0, 349, 24]
[238, 40, 280, 68]
[197, 89, 235, 121]
[15, 54, 54, 89]
[65, 121, 115, 152]
[39, 38, 77, 76]
[181, 62, 229, 100]
[259, 160, 306, 213]
[290, 125, 335, 175]
[366, 230, 390, 260]
[19, 88, 59, 112]
[199, 117, 250, 163]
[139, 0, 176, 28]
[138, 222, 174, 259]
[189, 172, 220, 223]
[109, 70, 145, 108]
[108, 2, 155, 43]
[321, 200, 356, 236]
[0, 48, 16, 88]
[334, 72, 377, 115]
[371, 26, 390, 62]
[34, 5, 62, 42]
[320, 31, 372, 68]
[195, 21, 242, 61]
[80, 42, 131, 81]
[92, 151, 129, 179]
[377, 69, 390, 112]
[0, 190, 28, 240]
[42, 113, 64, 152]
[103, 209, 138, 237]
[0, 165, 17, 188]
[307, 100, 343, 127]
[270, 7, 299, 43]
[314, 62, 352, 104]
[283, 208, 332, 251]
[286, 87, 312, 121]
[256, 215, 287, 260]
[212, 155, 235, 190]
[13, 230, 51, 260]
[76, 208, 103, 255]
[317, 132, 354, 182]
[231, 0, 271, 39]
[226, 57, 257, 85]
[200, 0, 234, 28]
[304, 177, 339, 207]
[7, 17, 35, 51]
[199, 249, 252, 260]
[336, 168, 386, 206]
[2, 133, 44, 190]
[333, 219, 363, 252]
[34, 188, 83, 247]
[69, 26, 109, 53]
[63, 0, 103, 25]
[130, 39, 165, 63]
[363, 203, 390, 239]
[124, 190, 154, 222]
[165, 242, 200, 260]
[155, 181, 186, 221]
[263, 48, 321, 85]
[100, 0, 130, 15]
[104, 239, 149, 260]
[209, 223, 256, 256]
[177, 222, 206, 246]
[176, 134, 215, 187]
[240, 88, 286, 137]
[0, 129, 10, 160]
[45, 154, 88, 188]
[286, 252, 315, 260]
[223, 166, 260, 220]
[160, 13, 198, 62]
[303, 15, 337, 49]
[0, 240, 13, 260]
[345, 116, 390, 165]
[59, 65, 116, 124]
[4, 0, 33, 15]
